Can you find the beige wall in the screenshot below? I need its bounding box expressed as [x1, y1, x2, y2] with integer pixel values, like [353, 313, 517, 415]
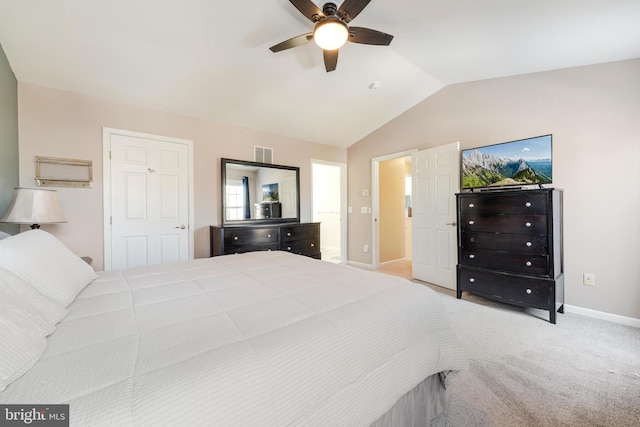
[348, 59, 640, 320]
[17, 83, 346, 270]
[0, 45, 19, 235]
[379, 157, 406, 263]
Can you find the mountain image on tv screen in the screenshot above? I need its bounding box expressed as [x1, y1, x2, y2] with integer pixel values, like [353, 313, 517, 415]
[462, 135, 552, 189]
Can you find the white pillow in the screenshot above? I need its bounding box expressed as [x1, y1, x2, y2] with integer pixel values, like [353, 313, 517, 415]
[0, 231, 10, 240]
[0, 309, 48, 392]
[0, 268, 69, 328]
[0, 230, 97, 306]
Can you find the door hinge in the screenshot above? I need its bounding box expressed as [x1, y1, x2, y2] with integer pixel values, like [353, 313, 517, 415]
[110, 216, 112, 225]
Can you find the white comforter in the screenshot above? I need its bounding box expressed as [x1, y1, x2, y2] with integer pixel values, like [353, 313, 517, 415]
[1, 251, 467, 426]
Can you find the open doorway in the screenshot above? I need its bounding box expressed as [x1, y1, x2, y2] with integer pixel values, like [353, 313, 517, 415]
[371, 150, 415, 273]
[311, 160, 347, 264]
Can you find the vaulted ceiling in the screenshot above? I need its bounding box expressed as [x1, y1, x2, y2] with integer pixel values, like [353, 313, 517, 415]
[1, 0, 639, 147]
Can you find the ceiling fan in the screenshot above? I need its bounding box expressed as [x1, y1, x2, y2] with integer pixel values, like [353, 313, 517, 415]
[270, 0, 394, 72]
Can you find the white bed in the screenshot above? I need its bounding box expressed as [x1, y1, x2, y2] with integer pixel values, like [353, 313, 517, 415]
[0, 230, 468, 426]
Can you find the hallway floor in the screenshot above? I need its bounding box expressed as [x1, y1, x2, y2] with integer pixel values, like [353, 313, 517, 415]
[376, 260, 413, 280]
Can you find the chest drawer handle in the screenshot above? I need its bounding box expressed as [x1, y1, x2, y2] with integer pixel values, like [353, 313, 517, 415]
[525, 202, 532, 207]
[468, 220, 475, 225]
[470, 237, 476, 243]
[525, 222, 532, 227]
[267, 234, 272, 238]
[526, 261, 532, 267]
[287, 246, 292, 250]
[287, 232, 292, 237]
[310, 243, 315, 247]
[469, 254, 475, 259]
[468, 203, 475, 208]
[469, 278, 475, 283]
[526, 288, 532, 294]
[526, 242, 532, 247]
[233, 236, 239, 240]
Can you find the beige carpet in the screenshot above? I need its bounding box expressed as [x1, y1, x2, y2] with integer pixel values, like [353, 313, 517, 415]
[374, 262, 640, 426]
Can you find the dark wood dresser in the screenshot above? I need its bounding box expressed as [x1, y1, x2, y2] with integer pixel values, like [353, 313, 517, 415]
[210, 222, 321, 259]
[456, 189, 564, 323]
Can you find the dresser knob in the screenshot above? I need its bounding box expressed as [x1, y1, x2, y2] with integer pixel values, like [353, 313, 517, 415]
[287, 246, 292, 250]
[525, 222, 532, 227]
[469, 254, 475, 259]
[526, 242, 532, 247]
[234, 236, 239, 240]
[525, 202, 532, 207]
[267, 234, 271, 238]
[526, 288, 532, 294]
[526, 261, 532, 267]
[310, 243, 315, 247]
[468, 203, 475, 208]
[468, 220, 475, 225]
[470, 238, 476, 243]
[287, 232, 291, 236]
[469, 278, 475, 283]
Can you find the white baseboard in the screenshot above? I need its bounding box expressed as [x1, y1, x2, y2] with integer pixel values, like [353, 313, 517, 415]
[564, 304, 640, 328]
[347, 260, 375, 270]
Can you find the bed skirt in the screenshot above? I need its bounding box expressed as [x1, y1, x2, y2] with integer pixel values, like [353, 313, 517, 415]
[370, 373, 449, 427]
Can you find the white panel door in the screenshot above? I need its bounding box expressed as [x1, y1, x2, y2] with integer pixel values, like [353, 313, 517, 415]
[109, 134, 190, 269]
[411, 142, 460, 289]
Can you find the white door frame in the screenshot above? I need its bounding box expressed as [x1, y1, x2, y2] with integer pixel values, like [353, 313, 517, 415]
[102, 127, 195, 270]
[311, 159, 348, 264]
[371, 149, 416, 270]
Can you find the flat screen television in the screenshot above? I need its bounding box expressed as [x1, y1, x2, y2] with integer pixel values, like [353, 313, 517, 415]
[461, 134, 552, 190]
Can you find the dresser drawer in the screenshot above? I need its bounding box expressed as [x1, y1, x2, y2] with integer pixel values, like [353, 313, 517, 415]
[459, 192, 548, 215]
[223, 227, 279, 247]
[282, 239, 319, 256]
[223, 243, 279, 255]
[459, 214, 547, 234]
[460, 248, 550, 275]
[458, 267, 551, 308]
[460, 231, 548, 253]
[281, 223, 320, 243]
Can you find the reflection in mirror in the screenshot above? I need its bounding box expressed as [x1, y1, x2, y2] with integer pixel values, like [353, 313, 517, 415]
[222, 158, 300, 225]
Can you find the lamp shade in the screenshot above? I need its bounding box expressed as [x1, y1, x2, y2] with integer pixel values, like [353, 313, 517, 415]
[314, 19, 349, 50]
[0, 188, 66, 228]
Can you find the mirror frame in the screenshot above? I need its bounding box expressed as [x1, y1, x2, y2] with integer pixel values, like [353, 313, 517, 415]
[221, 158, 301, 226]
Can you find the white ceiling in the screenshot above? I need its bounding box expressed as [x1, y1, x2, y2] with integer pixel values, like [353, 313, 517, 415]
[1, 0, 639, 148]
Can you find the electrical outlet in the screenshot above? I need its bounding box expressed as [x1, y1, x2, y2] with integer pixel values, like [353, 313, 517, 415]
[363, 244, 369, 253]
[583, 273, 596, 286]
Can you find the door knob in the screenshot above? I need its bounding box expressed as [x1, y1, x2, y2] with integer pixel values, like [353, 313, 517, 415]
[175, 225, 186, 229]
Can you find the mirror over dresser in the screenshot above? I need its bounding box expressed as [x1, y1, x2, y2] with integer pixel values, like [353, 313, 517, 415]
[211, 158, 320, 259]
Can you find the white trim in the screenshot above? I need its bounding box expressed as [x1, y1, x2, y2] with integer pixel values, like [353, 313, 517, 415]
[102, 127, 195, 270]
[311, 159, 348, 265]
[371, 149, 417, 270]
[379, 258, 408, 267]
[564, 305, 640, 328]
[347, 260, 375, 270]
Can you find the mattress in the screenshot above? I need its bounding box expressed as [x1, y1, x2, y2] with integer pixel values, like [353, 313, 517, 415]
[1, 251, 468, 426]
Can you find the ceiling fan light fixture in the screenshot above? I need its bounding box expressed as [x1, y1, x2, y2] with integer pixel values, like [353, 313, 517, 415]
[313, 19, 349, 50]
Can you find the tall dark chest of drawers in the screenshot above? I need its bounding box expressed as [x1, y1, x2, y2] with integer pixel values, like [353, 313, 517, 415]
[456, 189, 564, 323]
[210, 223, 321, 259]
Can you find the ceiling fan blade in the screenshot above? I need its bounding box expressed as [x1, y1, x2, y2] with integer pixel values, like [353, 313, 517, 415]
[269, 33, 313, 52]
[338, 0, 371, 23]
[289, 0, 324, 22]
[323, 49, 338, 72]
[349, 27, 394, 45]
